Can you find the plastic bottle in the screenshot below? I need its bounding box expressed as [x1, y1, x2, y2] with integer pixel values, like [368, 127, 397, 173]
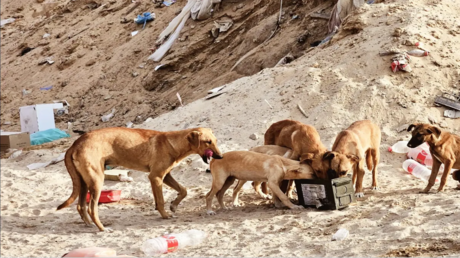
[407, 144, 433, 167]
[141, 230, 208, 256]
[402, 159, 438, 182]
[388, 141, 410, 153]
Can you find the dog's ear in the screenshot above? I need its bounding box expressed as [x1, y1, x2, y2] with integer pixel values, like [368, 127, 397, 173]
[346, 154, 360, 163]
[427, 126, 442, 137]
[322, 151, 335, 161]
[407, 123, 418, 132]
[187, 131, 202, 148]
[300, 153, 315, 163]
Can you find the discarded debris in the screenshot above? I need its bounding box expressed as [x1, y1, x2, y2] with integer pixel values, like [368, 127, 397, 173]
[264, 99, 273, 109]
[43, 33, 51, 38]
[275, 53, 295, 67]
[206, 91, 225, 100]
[101, 108, 116, 122]
[8, 150, 22, 159]
[444, 110, 460, 118]
[332, 228, 349, 241]
[407, 49, 429, 57]
[213, 17, 233, 33]
[126, 121, 133, 128]
[104, 169, 133, 181]
[297, 103, 309, 118]
[176, 92, 184, 106]
[27, 153, 65, 170]
[22, 89, 30, 96]
[38, 57, 54, 65]
[40, 86, 53, 90]
[391, 53, 412, 73]
[154, 64, 165, 71]
[0, 18, 15, 28]
[163, 0, 176, 6]
[434, 94, 460, 111]
[328, 0, 365, 33]
[134, 12, 155, 29]
[208, 85, 226, 94]
[131, 30, 139, 36]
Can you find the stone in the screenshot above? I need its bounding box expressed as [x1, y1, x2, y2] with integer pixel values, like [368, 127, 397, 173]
[249, 133, 258, 140]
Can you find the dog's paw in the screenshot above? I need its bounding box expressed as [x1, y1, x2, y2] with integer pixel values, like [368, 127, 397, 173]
[419, 187, 431, 194]
[103, 227, 114, 233]
[290, 205, 304, 210]
[355, 192, 365, 198]
[232, 203, 242, 207]
[436, 187, 445, 193]
[206, 210, 216, 215]
[170, 203, 177, 213]
[371, 186, 380, 191]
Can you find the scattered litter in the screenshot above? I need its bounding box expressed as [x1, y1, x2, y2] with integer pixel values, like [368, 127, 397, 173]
[208, 85, 225, 94]
[22, 89, 30, 96]
[407, 49, 429, 57]
[415, 42, 429, 51]
[332, 228, 349, 241]
[444, 110, 460, 118]
[126, 121, 133, 128]
[1, 18, 15, 28]
[391, 53, 411, 73]
[20, 103, 64, 134]
[27, 152, 66, 170]
[291, 15, 299, 20]
[30, 128, 70, 146]
[53, 100, 70, 115]
[86, 190, 122, 203]
[191, 0, 220, 21]
[101, 108, 116, 122]
[275, 53, 295, 67]
[176, 92, 184, 106]
[8, 150, 22, 159]
[264, 99, 273, 109]
[119, 174, 134, 182]
[297, 103, 309, 118]
[131, 30, 139, 36]
[104, 169, 132, 181]
[43, 33, 51, 38]
[134, 12, 155, 29]
[40, 86, 53, 90]
[163, 0, 176, 6]
[38, 57, 54, 65]
[213, 17, 233, 33]
[388, 141, 409, 153]
[328, 0, 365, 33]
[434, 94, 460, 111]
[206, 91, 225, 100]
[154, 64, 165, 71]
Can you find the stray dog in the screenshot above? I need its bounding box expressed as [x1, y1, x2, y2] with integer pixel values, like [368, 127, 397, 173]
[206, 151, 315, 214]
[57, 127, 223, 232]
[318, 120, 381, 198]
[407, 123, 460, 193]
[233, 145, 292, 201]
[263, 119, 329, 205]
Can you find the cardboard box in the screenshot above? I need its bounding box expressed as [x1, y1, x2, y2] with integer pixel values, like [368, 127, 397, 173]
[295, 176, 356, 210]
[19, 103, 64, 134]
[0, 132, 31, 151]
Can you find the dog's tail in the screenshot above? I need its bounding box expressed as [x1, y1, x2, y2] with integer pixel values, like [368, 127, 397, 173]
[365, 149, 373, 171]
[57, 148, 81, 210]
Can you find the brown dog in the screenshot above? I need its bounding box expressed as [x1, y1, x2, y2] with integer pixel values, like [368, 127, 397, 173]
[206, 151, 315, 214]
[407, 123, 460, 193]
[57, 127, 223, 232]
[316, 120, 381, 198]
[233, 145, 292, 200]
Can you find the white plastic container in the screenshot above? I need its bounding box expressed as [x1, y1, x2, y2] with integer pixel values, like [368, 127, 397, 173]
[141, 229, 207, 256]
[407, 143, 432, 167]
[402, 159, 438, 182]
[388, 141, 410, 153]
[332, 228, 349, 241]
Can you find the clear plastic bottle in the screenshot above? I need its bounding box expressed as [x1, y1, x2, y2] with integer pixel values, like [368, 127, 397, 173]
[141, 230, 207, 256]
[407, 143, 432, 167]
[388, 141, 410, 153]
[402, 159, 438, 182]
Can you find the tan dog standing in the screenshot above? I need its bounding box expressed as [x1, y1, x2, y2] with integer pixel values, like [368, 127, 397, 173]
[233, 145, 292, 201]
[57, 127, 223, 232]
[317, 120, 381, 198]
[206, 151, 315, 214]
[407, 123, 460, 193]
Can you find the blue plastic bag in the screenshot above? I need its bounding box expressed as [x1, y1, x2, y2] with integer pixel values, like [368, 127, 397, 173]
[30, 128, 70, 146]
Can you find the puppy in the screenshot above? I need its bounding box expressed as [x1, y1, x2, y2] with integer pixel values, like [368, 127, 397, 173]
[407, 123, 460, 193]
[206, 151, 315, 214]
[314, 120, 381, 198]
[233, 145, 292, 201]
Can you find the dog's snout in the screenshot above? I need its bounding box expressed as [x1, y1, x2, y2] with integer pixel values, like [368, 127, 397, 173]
[213, 153, 223, 159]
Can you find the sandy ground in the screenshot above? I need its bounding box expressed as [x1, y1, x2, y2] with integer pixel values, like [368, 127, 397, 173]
[2, 0, 460, 257]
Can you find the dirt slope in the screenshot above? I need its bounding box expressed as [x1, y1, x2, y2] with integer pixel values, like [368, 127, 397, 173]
[1, 0, 333, 132]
